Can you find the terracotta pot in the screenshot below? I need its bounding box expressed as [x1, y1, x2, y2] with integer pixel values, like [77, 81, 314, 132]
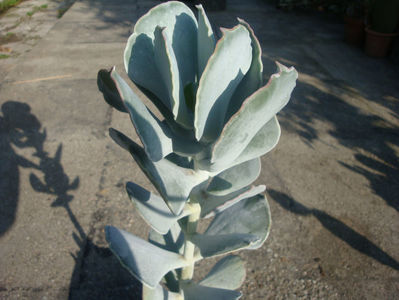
[344, 16, 365, 47]
[365, 27, 399, 57]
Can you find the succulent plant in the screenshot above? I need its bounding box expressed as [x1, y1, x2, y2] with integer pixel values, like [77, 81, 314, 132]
[97, 1, 297, 299]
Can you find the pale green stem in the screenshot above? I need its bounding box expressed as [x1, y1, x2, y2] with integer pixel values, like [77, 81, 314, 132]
[181, 202, 201, 281]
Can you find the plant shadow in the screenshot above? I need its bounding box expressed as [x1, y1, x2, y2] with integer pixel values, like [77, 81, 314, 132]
[268, 189, 399, 271]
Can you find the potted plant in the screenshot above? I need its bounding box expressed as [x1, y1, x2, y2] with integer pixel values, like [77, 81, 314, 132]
[365, 0, 399, 57]
[344, 0, 367, 47]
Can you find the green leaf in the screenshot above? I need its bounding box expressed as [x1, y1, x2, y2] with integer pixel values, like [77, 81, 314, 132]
[105, 226, 188, 288]
[97, 68, 127, 113]
[194, 24, 252, 142]
[109, 128, 209, 215]
[184, 81, 197, 113]
[226, 18, 263, 120]
[196, 4, 216, 77]
[199, 255, 246, 290]
[126, 182, 188, 234]
[154, 26, 192, 128]
[200, 185, 266, 218]
[181, 281, 242, 300]
[206, 158, 261, 196]
[211, 63, 298, 166]
[143, 284, 183, 300]
[110, 69, 173, 161]
[206, 194, 271, 250]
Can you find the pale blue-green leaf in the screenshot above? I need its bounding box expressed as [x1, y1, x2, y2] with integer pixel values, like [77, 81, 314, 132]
[211, 63, 298, 165]
[206, 158, 261, 196]
[154, 26, 191, 128]
[124, 32, 170, 111]
[143, 284, 183, 300]
[110, 69, 173, 161]
[206, 194, 271, 250]
[181, 281, 242, 300]
[194, 25, 252, 142]
[199, 255, 246, 290]
[231, 116, 281, 166]
[196, 4, 216, 77]
[126, 182, 189, 234]
[97, 68, 127, 113]
[201, 185, 266, 218]
[195, 116, 280, 173]
[125, 2, 197, 127]
[148, 222, 185, 255]
[190, 233, 259, 258]
[226, 18, 263, 121]
[105, 226, 188, 288]
[109, 128, 210, 215]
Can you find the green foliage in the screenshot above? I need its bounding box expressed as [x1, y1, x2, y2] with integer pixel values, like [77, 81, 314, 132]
[0, 0, 22, 14]
[26, 4, 48, 17]
[97, 1, 297, 299]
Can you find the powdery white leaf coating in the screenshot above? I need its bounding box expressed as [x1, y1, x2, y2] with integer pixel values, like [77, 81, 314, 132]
[181, 281, 242, 300]
[196, 4, 216, 77]
[200, 185, 266, 218]
[199, 255, 246, 290]
[143, 284, 183, 300]
[110, 68, 173, 161]
[109, 128, 209, 215]
[126, 182, 188, 234]
[206, 158, 261, 196]
[105, 226, 188, 288]
[206, 194, 271, 250]
[194, 24, 252, 142]
[211, 63, 298, 165]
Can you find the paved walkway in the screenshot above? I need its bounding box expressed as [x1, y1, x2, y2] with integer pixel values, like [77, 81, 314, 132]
[0, 0, 398, 299]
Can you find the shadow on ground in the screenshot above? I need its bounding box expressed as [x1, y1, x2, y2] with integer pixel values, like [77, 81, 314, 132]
[0, 100, 140, 298]
[268, 189, 399, 271]
[0, 101, 43, 236]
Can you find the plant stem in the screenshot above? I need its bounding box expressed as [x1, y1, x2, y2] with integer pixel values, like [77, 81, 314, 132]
[181, 202, 201, 281]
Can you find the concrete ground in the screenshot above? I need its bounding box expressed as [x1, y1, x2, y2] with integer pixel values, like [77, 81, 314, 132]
[0, 0, 398, 299]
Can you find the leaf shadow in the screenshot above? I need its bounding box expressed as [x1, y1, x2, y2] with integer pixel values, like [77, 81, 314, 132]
[268, 189, 399, 271]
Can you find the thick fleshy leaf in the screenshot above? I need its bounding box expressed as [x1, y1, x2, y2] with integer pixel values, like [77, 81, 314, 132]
[154, 26, 191, 128]
[206, 158, 261, 196]
[148, 222, 185, 254]
[143, 284, 183, 300]
[124, 32, 169, 111]
[109, 128, 210, 215]
[110, 69, 173, 161]
[181, 281, 242, 300]
[97, 68, 127, 113]
[196, 116, 280, 173]
[199, 255, 246, 290]
[190, 233, 259, 258]
[124, 1, 197, 128]
[226, 18, 263, 120]
[105, 226, 188, 288]
[194, 24, 252, 142]
[200, 185, 266, 218]
[126, 182, 189, 234]
[230, 116, 281, 166]
[196, 4, 216, 77]
[206, 194, 271, 250]
[211, 63, 298, 165]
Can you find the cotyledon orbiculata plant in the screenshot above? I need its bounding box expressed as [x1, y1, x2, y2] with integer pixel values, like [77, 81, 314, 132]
[97, 1, 297, 299]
